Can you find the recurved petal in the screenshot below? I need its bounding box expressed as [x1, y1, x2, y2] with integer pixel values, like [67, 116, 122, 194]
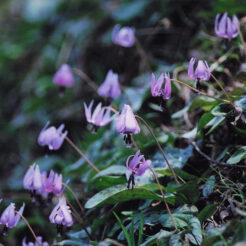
[136, 160, 151, 176]
[188, 58, 195, 79]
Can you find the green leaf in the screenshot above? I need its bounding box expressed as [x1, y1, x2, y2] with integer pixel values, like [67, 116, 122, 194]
[138, 211, 144, 246]
[113, 212, 132, 246]
[202, 176, 215, 197]
[84, 184, 175, 209]
[140, 230, 175, 246]
[198, 204, 217, 223]
[226, 146, 246, 164]
[112, 0, 149, 21]
[152, 145, 193, 169]
[235, 97, 246, 110]
[206, 116, 225, 135]
[197, 112, 214, 132]
[186, 217, 203, 245]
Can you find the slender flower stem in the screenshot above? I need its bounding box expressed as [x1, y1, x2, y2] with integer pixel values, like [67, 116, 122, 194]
[135, 115, 180, 186]
[15, 211, 41, 246]
[72, 67, 99, 91]
[171, 79, 231, 104]
[62, 182, 85, 214]
[210, 73, 234, 106]
[236, 24, 246, 56]
[65, 196, 92, 240]
[135, 37, 151, 72]
[149, 167, 178, 230]
[65, 136, 100, 173]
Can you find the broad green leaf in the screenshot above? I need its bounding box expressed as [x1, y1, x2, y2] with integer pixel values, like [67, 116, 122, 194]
[84, 184, 175, 209]
[206, 116, 225, 135]
[227, 146, 246, 164]
[202, 176, 215, 197]
[92, 165, 127, 179]
[235, 97, 246, 110]
[112, 0, 149, 21]
[198, 204, 217, 223]
[152, 145, 193, 169]
[197, 112, 213, 132]
[140, 230, 175, 246]
[186, 217, 203, 245]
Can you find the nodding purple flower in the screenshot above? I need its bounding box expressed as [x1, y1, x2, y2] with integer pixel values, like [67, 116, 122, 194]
[38, 122, 67, 151]
[98, 70, 121, 99]
[151, 73, 171, 100]
[49, 196, 73, 233]
[23, 164, 43, 194]
[188, 58, 210, 93]
[0, 203, 25, 234]
[151, 73, 164, 97]
[84, 101, 115, 128]
[215, 13, 239, 39]
[126, 150, 151, 189]
[53, 64, 74, 88]
[53, 173, 63, 196]
[22, 236, 49, 246]
[161, 73, 172, 100]
[112, 25, 135, 47]
[115, 104, 140, 146]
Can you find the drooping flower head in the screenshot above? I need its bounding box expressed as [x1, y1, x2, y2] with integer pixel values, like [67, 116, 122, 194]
[151, 73, 164, 97]
[161, 73, 172, 100]
[151, 73, 172, 100]
[38, 122, 67, 151]
[53, 64, 74, 88]
[23, 164, 42, 194]
[43, 170, 63, 196]
[188, 58, 210, 81]
[112, 25, 135, 47]
[0, 203, 25, 234]
[126, 150, 151, 189]
[49, 196, 73, 234]
[84, 100, 115, 128]
[116, 104, 140, 146]
[98, 70, 121, 99]
[116, 104, 140, 135]
[215, 13, 239, 39]
[22, 236, 49, 246]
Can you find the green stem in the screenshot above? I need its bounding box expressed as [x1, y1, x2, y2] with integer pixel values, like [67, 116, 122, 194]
[15, 211, 41, 246]
[135, 115, 180, 186]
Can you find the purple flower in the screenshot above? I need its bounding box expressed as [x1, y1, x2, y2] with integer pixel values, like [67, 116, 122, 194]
[0, 203, 25, 229]
[53, 64, 74, 88]
[112, 25, 135, 47]
[84, 101, 115, 127]
[44, 170, 55, 193]
[188, 58, 210, 81]
[126, 150, 151, 189]
[22, 236, 49, 246]
[161, 73, 172, 100]
[151, 73, 164, 97]
[98, 70, 121, 99]
[115, 104, 140, 135]
[215, 13, 239, 39]
[38, 122, 67, 150]
[126, 150, 151, 176]
[53, 173, 63, 196]
[23, 164, 43, 193]
[49, 196, 73, 227]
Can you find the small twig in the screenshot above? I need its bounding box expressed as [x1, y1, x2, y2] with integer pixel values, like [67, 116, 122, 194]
[15, 211, 41, 246]
[65, 136, 100, 173]
[236, 24, 246, 56]
[62, 182, 85, 214]
[135, 115, 180, 186]
[135, 37, 151, 72]
[149, 167, 178, 230]
[190, 141, 246, 168]
[171, 79, 231, 104]
[72, 67, 99, 91]
[210, 73, 233, 106]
